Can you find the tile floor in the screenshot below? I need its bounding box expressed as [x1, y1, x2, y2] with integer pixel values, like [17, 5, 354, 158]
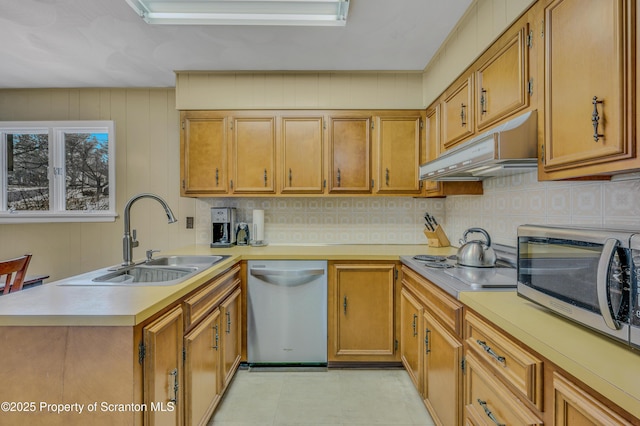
[207, 368, 435, 425]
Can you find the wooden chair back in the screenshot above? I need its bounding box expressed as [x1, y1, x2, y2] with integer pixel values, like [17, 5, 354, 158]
[0, 254, 32, 294]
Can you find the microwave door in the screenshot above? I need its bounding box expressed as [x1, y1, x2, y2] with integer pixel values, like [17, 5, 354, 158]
[597, 239, 631, 331]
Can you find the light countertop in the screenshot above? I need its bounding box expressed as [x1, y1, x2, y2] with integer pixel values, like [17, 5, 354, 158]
[0, 244, 449, 327]
[460, 291, 640, 420]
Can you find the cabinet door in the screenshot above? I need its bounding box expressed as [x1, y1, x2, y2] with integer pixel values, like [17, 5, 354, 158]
[553, 372, 633, 426]
[423, 105, 442, 196]
[230, 117, 276, 193]
[375, 116, 422, 194]
[329, 263, 396, 361]
[143, 306, 184, 426]
[543, 0, 633, 174]
[181, 112, 228, 195]
[328, 117, 372, 193]
[184, 308, 221, 426]
[423, 310, 463, 426]
[441, 75, 474, 151]
[220, 288, 241, 389]
[400, 288, 423, 391]
[280, 116, 325, 193]
[464, 353, 542, 426]
[476, 24, 529, 131]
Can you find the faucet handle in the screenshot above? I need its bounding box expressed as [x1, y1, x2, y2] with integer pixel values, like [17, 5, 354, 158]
[132, 229, 139, 248]
[146, 249, 160, 261]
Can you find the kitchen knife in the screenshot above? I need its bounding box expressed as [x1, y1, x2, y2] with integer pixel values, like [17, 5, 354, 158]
[428, 213, 439, 227]
[424, 214, 435, 231]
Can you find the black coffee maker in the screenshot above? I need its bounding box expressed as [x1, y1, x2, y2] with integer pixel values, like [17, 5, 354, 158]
[211, 207, 236, 248]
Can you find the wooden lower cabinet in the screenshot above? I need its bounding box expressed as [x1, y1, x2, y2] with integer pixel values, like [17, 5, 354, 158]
[220, 288, 242, 388]
[400, 288, 423, 388]
[553, 372, 633, 426]
[400, 266, 464, 425]
[423, 310, 463, 426]
[464, 353, 543, 426]
[142, 264, 242, 426]
[328, 262, 398, 364]
[143, 306, 185, 426]
[184, 308, 221, 426]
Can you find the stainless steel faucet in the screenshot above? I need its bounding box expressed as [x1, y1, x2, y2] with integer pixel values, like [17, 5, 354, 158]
[122, 193, 177, 266]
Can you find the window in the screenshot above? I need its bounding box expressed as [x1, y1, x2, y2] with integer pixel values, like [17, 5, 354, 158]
[0, 121, 116, 223]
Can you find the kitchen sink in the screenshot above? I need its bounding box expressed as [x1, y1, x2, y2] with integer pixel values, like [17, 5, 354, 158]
[145, 255, 226, 267]
[91, 265, 197, 284]
[58, 255, 230, 286]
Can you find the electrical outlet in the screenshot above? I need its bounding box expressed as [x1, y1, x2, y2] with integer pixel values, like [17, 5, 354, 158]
[186, 216, 194, 229]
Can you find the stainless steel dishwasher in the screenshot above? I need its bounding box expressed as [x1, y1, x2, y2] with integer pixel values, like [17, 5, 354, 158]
[247, 260, 327, 365]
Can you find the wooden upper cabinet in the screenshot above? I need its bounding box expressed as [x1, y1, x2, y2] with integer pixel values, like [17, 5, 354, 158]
[476, 24, 530, 131]
[542, 0, 634, 177]
[181, 111, 228, 195]
[441, 74, 474, 152]
[230, 116, 276, 193]
[328, 116, 372, 193]
[280, 116, 325, 194]
[375, 116, 422, 194]
[423, 105, 483, 198]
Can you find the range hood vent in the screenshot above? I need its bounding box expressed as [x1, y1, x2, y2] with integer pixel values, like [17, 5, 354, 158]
[420, 110, 538, 181]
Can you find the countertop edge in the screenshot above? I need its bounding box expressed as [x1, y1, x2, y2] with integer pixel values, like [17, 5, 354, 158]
[459, 291, 640, 420]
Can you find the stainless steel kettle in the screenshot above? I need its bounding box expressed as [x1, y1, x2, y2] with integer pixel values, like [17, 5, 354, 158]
[456, 227, 497, 267]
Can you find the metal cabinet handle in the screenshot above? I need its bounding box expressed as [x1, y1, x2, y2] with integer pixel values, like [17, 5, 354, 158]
[226, 311, 231, 334]
[412, 314, 418, 337]
[343, 296, 348, 315]
[289, 168, 292, 186]
[460, 103, 467, 126]
[477, 399, 505, 426]
[425, 327, 431, 354]
[169, 368, 179, 404]
[215, 168, 219, 186]
[385, 168, 390, 186]
[264, 169, 268, 187]
[337, 168, 341, 187]
[480, 89, 487, 114]
[476, 339, 506, 364]
[592, 96, 604, 142]
[212, 324, 219, 350]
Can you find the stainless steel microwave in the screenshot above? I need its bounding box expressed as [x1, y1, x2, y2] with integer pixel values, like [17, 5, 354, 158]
[517, 224, 639, 350]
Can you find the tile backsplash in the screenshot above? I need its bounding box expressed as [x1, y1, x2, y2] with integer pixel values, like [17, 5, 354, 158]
[195, 197, 446, 245]
[194, 171, 640, 248]
[446, 171, 640, 247]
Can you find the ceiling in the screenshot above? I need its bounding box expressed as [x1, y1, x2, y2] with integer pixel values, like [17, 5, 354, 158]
[0, 0, 472, 89]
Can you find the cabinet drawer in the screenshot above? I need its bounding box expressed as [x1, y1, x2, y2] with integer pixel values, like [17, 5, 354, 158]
[465, 353, 542, 426]
[465, 310, 543, 410]
[183, 265, 241, 330]
[401, 266, 463, 337]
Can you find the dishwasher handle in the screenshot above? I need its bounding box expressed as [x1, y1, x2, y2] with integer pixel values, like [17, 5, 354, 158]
[250, 268, 325, 287]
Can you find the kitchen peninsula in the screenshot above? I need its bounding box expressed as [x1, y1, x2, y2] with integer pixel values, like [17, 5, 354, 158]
[0, 244, 638, 426]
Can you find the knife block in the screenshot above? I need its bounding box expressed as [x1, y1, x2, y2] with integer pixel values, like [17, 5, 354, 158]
[424, 225, 450, 247]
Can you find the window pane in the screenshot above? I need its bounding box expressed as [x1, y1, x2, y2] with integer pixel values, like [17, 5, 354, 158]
[65, 132, 110, 211]
[7, 133, 50, 211]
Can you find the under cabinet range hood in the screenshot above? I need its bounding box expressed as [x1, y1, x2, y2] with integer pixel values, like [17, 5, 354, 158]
[420, 110, 538, 181]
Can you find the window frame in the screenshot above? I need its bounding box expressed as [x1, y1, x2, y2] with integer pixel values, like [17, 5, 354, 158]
[0, 120, 117, 223]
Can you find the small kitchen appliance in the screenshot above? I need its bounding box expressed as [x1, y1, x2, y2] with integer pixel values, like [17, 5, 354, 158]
[517, 224, 640, 350]
[211, 207, 236, 248]
[236, 222, 250, 246]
